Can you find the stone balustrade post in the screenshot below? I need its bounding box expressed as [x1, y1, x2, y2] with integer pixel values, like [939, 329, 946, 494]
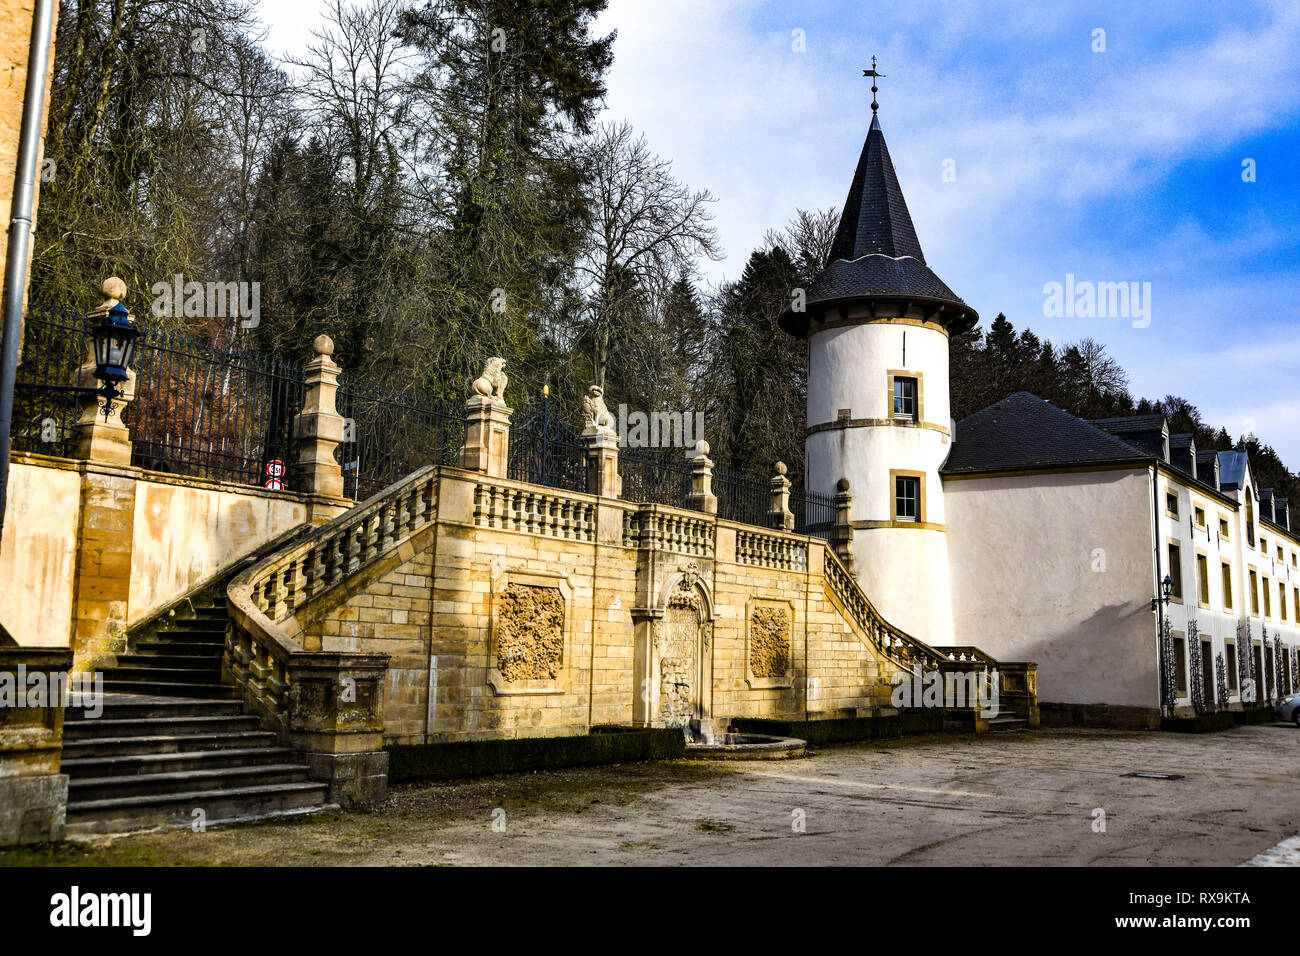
[832, 477, 855, 573]
[767, 461, 794, 531]
[74, 277, 136, 465]
[293, 334, 349, 522]
[581, 384, 621, 497]
[686, 439, 717, 515]
[459, 357, 512, 478]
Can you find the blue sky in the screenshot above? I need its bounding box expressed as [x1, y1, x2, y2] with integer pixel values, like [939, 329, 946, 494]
[257, 0, 1300, 463]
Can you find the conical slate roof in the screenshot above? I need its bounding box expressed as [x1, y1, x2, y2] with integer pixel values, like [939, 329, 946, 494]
[780, 111, 976, 338]
[828, 113, 926, 264]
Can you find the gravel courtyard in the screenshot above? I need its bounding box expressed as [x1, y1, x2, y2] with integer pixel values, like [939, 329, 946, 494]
[6, 725, 1299, 866]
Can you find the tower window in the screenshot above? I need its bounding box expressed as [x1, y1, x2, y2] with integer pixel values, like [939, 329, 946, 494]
[895, 475, 920, 522]
[893, 377, 918, 420]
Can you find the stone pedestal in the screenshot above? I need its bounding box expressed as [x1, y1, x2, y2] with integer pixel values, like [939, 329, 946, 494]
[459, 395, 512, 478]
[831, 477, 855, 573]
[767, 461, 794, 531]
[686, 440, 717, 515]
[0, 647, 73, 846]
[293, 335, 345, 501]
[582, 426, 621, 498]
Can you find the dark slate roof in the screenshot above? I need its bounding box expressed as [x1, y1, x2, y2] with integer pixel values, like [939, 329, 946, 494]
[779, 112, 976, 339]
[828, 114, 926, 264]
[1089, 415, 1168, 435]
[1195, 450, 1220, 468]
[942, 392, 1150, 475]
[1170, 433, 1196, 450]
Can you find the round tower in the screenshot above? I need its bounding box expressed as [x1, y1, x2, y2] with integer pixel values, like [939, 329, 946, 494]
[780, 85, 977, 646]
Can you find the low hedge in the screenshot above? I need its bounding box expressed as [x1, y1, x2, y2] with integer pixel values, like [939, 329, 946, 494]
[728, 710, 943, 746]
[1161, 711, 1237, 734]
[386, 726, 685, 783]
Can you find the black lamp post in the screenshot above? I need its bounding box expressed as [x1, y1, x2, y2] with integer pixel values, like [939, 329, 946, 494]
[17, 301, 140, 418]
[90, 301, 139, 415]
[1150, 574, 1175, 612]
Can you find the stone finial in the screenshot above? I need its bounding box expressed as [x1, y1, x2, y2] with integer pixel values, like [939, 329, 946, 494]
[102, 276, 126, 302]
[775, 461, 787, 476]
[471, 357, 508, 402]
[692, 439, 710, 459]
[313, 334, 335, 357]
[686, 438, 716, 515]
[832, 477, 854, 573]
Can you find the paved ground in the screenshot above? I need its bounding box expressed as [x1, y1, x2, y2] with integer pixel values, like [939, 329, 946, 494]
[5, 725, 1299, 866]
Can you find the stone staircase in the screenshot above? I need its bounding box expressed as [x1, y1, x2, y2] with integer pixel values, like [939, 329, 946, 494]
[62, 602, 334, 836]
[985, 708, 1029, 733]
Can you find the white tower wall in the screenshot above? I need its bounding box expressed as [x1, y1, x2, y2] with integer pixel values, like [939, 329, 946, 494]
[806, 313, 956, 645]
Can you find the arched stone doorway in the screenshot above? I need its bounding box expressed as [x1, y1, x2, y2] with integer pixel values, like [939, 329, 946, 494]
[633, 566, 714, 730]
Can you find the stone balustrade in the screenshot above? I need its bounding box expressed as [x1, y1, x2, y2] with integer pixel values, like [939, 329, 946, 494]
[622, 507, 715, 557]
[473, 481, 596, 541]
[735, 528, 808, 571]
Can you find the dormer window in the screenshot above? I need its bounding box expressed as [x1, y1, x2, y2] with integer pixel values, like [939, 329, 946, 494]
[893, 377, 917, 420]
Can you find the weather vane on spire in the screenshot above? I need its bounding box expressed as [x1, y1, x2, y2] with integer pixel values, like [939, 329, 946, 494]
[863, 55, 884, 114]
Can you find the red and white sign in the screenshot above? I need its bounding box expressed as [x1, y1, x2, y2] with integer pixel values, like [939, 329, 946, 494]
[265, 478, 284, 490]
[266, 459, 285, 478]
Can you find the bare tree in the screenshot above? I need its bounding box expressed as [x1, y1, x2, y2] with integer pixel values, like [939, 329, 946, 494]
[575, 121, 721, 387]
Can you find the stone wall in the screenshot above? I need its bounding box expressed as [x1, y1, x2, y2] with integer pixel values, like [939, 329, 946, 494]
[299, 467, 902, 745]
[0, 452, 314, 659]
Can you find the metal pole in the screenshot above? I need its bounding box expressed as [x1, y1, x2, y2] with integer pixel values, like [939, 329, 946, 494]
[0, 0, 58, 551]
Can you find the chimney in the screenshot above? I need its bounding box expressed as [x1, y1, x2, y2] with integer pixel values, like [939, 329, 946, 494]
[1195, 450, 1220, 491]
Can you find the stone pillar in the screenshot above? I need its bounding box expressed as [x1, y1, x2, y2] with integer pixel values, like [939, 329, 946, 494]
[581, 384, 620, 497]
[831, 477, 855, 573]
[293, 334, 345, 500]
[686, 439, 717, 515]
[459, 358, 511, 478]
[70, 467, 136, 671]
[0, 647, 73, 846]
[767, 461, 794, 531]
[73, 278, 136, 465]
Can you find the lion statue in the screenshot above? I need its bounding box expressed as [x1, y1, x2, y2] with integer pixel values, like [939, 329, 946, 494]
[471, 357, 507, 400]
[582, 385, 616, 432]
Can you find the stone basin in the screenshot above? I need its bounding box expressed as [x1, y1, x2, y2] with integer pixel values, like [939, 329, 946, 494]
[683, 733, 807, 760]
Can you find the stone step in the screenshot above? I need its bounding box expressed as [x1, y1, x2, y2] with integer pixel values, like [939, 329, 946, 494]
[130, 641, 226, 658]
[63, 747, 300, 779]
[987, 717, 1029, 732]
[113, 652, 224, 669]
[65, 782, 334, 837]
[69, 763, 310, 802]
[144, 627, 227, 641]
[104, 664, 224, 684]
[62, 729, 276, 757]
[63, 714, 261, 742]
[100, 679, 239, 699]
[64, 696, 246, 723]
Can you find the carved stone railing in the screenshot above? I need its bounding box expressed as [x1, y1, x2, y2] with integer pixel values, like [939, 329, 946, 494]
[473, 480, 595, 541]
[225, 465, 442, 804]
[822, 547, 948, 677]
[622, 507, 715, 556]
[735, 528, 808, 571]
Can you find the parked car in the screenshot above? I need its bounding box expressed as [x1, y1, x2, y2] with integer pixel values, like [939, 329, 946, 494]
[1275, 694, 1300, 726]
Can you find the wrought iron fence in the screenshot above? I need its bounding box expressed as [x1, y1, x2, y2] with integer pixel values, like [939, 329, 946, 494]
[337, 383, 463, 501]
[792, 486, 836, 540]
[12, 304, 303, 486]
[714, 467, 769, 526]
[9, 303, 85, 459]
[619, 444, 692, 507]
[507, 397, 588, 493]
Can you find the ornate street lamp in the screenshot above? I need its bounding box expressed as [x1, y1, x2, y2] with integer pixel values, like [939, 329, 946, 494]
[1150, 574, 1174, 612]
[89, 301, 139, 415]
